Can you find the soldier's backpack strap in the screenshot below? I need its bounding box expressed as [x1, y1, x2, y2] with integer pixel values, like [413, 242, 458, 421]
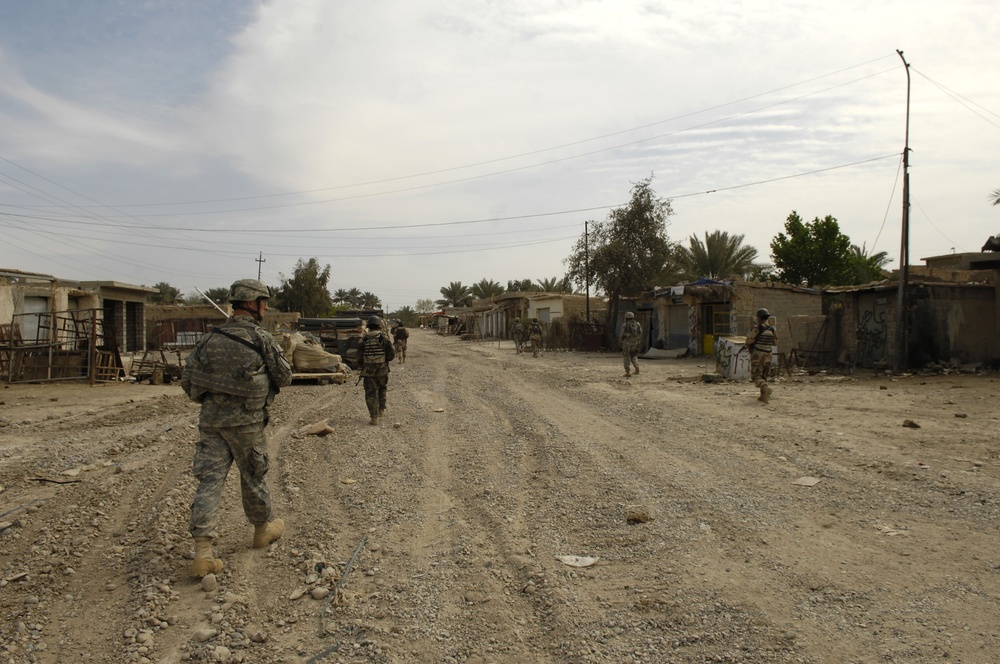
[212, 328, 266, 360]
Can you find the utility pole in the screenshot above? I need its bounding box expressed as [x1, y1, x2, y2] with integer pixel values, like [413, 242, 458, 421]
[584, 220, 590, 323]
[256, 252, 266, 281]
[893, 49, 911, 374]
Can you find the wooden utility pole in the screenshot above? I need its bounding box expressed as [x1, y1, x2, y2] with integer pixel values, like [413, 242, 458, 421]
[256, 252, 266, 280]
[893, 49, 911, 374]
[584, 220, 590, 323]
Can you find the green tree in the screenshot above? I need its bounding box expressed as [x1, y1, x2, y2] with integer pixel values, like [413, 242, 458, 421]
[770, 212, 854, 287]
[677, 230, 759, 280]
[333, 288, 349, 306]
[506, 278, 536, 292]
[471, 279, 505, 300]
[183, 286, 229, 305]
[565, 176, 674, 327]
[346, 288, 362, 308]
[535, 276, 571, 292]
[747, 263, 779, 282]
[360, 291, 382, 309]
[415, 298, 435, 314]
[388, 305, 419, 327]
[848, 243, 891, 284]
[273, 258, 333, 316]
[149, 282, 181, 305]
[436, 281, 473, 307]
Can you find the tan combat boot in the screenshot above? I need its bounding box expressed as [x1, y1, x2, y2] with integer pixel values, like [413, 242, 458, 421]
[253, 519, 285, 548]
[378, 407, 386, 418]
[633, 364, 640, 375]
[189, 537, 224, 577]
[370, 416, 379, 426]
[759, 383, 772, 404]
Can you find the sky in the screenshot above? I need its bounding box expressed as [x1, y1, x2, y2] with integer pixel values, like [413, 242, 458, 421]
[0, 0, 998, 312]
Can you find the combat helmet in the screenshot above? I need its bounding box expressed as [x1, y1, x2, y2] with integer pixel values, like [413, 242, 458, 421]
[367, 315, 383, 329]
[625, 311, 635, 319]
[228, 279, 270, 303]
[756, 308, 771, 320]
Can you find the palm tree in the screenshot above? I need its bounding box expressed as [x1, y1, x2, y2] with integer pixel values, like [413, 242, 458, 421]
[149, 282, 181, 305]
[677, 230, 759, 280]
[346, 287, 362, 308]
[849, 243, 891, 284]
[333, 288, 349, 306]
[991, 188, 1000, 206]
[471, 279, 505, 300]
[535, 276, 570, 292]
[507, 278, 535, 292]
[389, 305, 418, 327]
[437, 281, 473, 307]
[360, 291, 381, 309]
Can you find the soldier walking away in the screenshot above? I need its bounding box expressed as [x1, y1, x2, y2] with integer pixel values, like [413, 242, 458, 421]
[392, 321, 409, 364]
[745, 308, 777, 403]
[511, 319, 525, 354]
[528, 318, 543, 358]
[181, 279, 292, 577]
[619, 311, 642, 377]
[358, 315, 395, 425]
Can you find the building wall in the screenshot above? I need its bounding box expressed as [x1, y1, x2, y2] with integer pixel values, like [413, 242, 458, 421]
[0, 281, 16, 328]
[652, 282, 822, 356]
[910, 285, 999, 364]
[732, 285, 823, 338]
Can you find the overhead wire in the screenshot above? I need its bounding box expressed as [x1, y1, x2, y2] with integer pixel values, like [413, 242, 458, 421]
[0, 55, 911, 276]
[10, 55, 899, 210]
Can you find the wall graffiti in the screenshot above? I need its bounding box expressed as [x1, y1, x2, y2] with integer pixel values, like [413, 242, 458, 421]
[856, 302, 887, 367]
[715, 337, 752, 379]
[688, 306, 699, 355]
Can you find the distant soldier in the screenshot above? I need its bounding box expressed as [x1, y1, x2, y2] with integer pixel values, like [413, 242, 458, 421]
[392, 322, 409, 364]
[619, 311, 642, 377]
[358, 316, 395, 425]
[181, 278, 292, 577]
[745, 308, 777, 403]
[511, 319, 525, 354]
[528, 318, 543, 358]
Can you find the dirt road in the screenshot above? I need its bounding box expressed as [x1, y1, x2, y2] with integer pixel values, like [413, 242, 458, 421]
[0, 331, 998, 663]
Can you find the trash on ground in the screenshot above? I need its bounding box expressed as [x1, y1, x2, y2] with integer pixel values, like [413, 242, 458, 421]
[555, 555, 599, 567]
[792, 476, 821, 486]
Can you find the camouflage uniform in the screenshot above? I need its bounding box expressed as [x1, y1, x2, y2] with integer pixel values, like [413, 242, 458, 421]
[358, 329, 395, 419]
[392, 325, 409, 364]
[745, 315, 777, 402]
[619, 317, 642, 376]
[528, 321, 543, 358]
[511, 321, 525, 354]
[181, 314, 292, 539]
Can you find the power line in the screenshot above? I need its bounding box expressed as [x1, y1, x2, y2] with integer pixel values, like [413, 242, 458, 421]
[2, 55, 898, 211]
[912, 68, 1000, 130]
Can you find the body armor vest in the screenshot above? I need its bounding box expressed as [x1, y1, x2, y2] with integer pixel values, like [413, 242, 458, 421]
[621, 319, 641, 344]
[361, 331, 387, 367]
[752, 324, 776, 352]
[187, 325, 271, 398]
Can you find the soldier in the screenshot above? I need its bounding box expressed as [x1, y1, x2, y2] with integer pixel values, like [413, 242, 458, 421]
[619, 311, 642, 377]
[358, 315, 395, 425]
[181, 279, 292, 577]
[528, 318, 543, 358]
[745, 307, 777, 403]
[511, 319, 525, 354]
[392, 321, 409, 365]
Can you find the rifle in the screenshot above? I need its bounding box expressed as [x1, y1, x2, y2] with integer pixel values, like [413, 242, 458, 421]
[195, 287, 229, 319]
